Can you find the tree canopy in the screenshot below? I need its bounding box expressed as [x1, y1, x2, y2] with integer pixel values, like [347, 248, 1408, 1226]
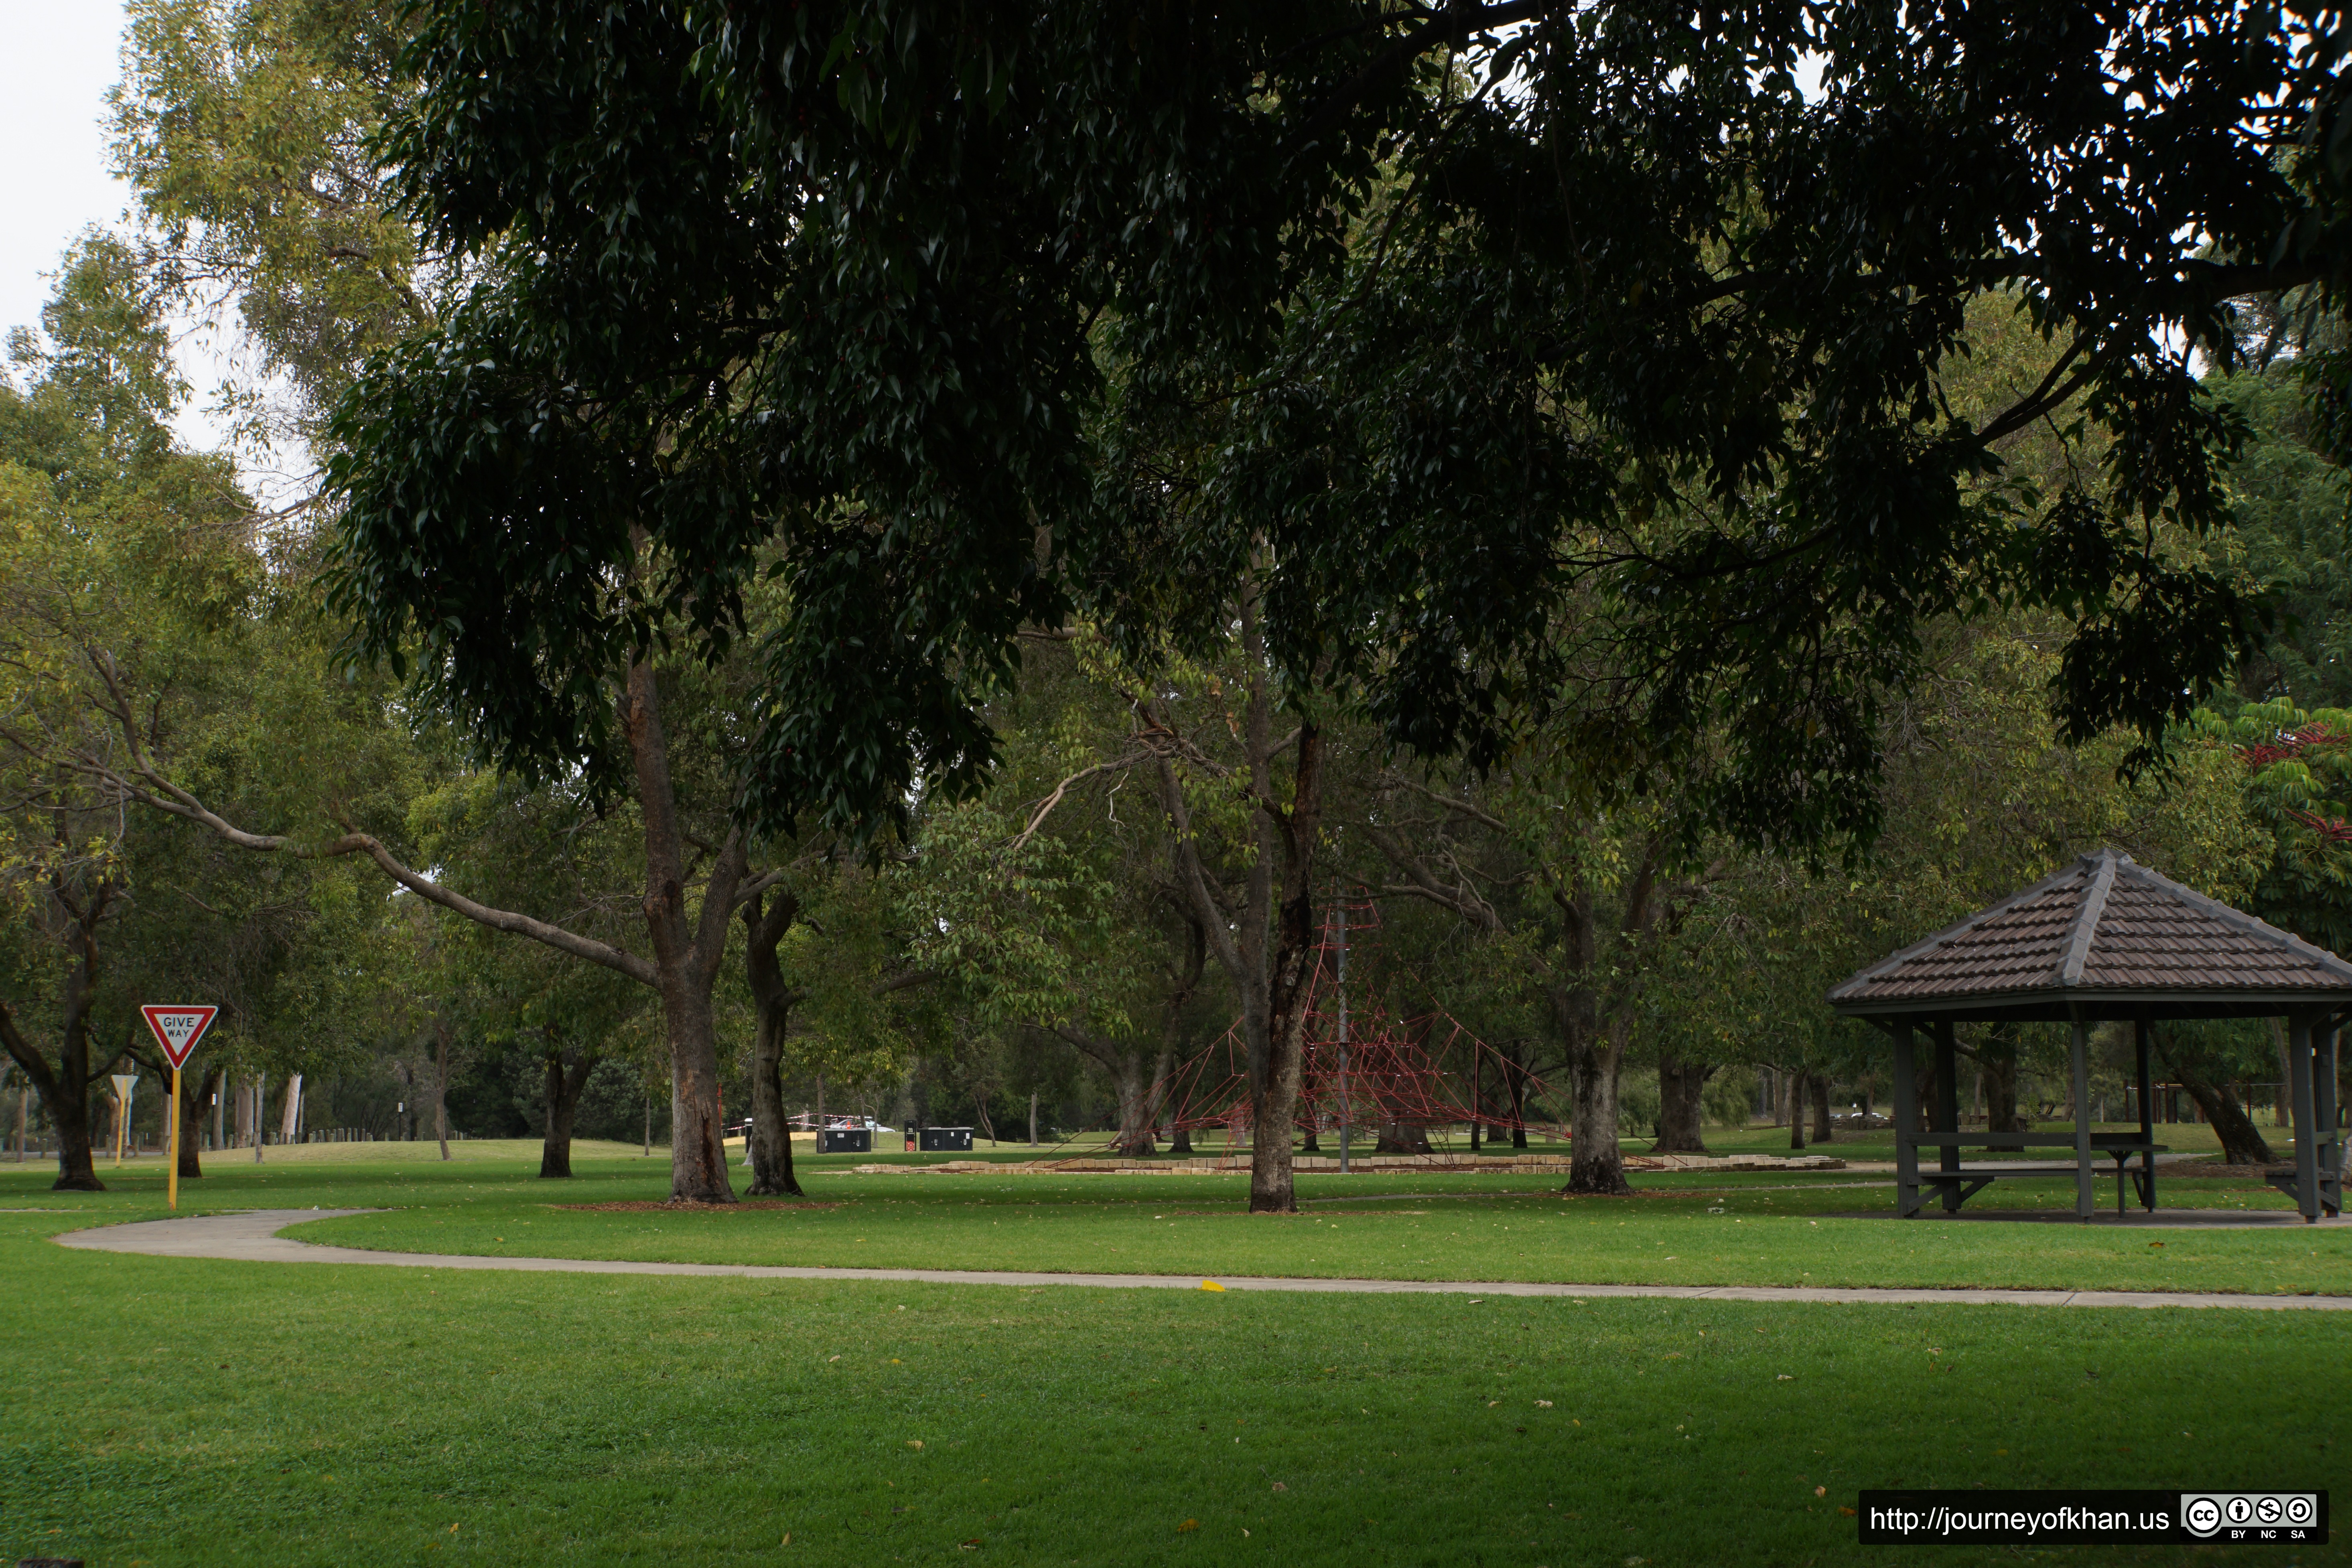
[324, 0, 2351, 853]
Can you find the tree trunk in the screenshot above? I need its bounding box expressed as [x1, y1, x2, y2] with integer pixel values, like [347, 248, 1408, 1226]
[1506, 1051, 1530, 1149]
[175, 1065, 218, 1178]
[1152, 915, 1205, 1160]
[1810, 1074, 1834, 1143]
[1652, 1051, 1713, 1154]
[1249, 722, 1323, 1214]
[1981, 1024, 2025, 1150]
[1563, 1029, 1629, 1193]
[539, 1037, 592, 1179]
[742, 890, 806, 1197]
[2159, 1036, 2277, 1165]
[432, 1020, 452, 1161]
[622, 656, 743, 1205]
[1153, 644, 1318, 1211]
[1786, 1069, 1806, 1150]
[1912, 1054, 1939, 1136]
[0, 890, 113, 1192]
[2272, 1018, 2293, 1128]
[1028, 1089, 1038, 1147]
[1114, 1047, 1157, 1157]
[1150, 1046, 1175, 1146]
[1374, 1120, 1431, 1153]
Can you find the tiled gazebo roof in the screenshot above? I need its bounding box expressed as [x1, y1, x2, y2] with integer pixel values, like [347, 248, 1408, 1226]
[1828, 848, 2352, 1018]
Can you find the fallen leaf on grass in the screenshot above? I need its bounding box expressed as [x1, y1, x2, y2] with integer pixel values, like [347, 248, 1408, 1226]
[1814, 1486, 1826, 1497]
[1177, 1519, 1200, 1534]
[1776, 1374, 1794, 1381]
[1535, 1400, 1553, 1408]
[1272, 1482, 1287, 1492]
[906, 1440, 924, 1450]
[1838, 1507, 1857, 1517]
[1199, 1280, 1226, 1292]
[960, 1539, 982, 1550]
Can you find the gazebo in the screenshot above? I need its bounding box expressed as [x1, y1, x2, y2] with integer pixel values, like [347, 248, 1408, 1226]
[1828, 848, 2348, 1223]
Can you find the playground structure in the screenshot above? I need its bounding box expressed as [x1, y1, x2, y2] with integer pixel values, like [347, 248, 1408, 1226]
[1153, 896, 1553, 1151]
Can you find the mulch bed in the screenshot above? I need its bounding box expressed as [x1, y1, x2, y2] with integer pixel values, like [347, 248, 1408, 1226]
[550, 1200, 842, 1213]
[546, 1213, 842, 1222]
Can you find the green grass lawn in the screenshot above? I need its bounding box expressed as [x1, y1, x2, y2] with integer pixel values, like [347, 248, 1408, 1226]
[5, 1195, 2347, 1568]
[4, 1142, 2341, 1297]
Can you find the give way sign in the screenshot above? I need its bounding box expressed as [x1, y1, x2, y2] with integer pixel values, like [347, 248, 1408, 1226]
[140, 1005, 219, 1070]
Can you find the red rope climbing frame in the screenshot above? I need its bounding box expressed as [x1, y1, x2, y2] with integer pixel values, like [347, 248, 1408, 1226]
[1153, 895, 1550, 1143]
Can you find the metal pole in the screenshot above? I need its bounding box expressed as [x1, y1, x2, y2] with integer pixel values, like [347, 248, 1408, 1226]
[2069, 1019, 2093, 1221]
[2319, 1020, 2342, 1216]
[2135, 1019, 2155, 1213]
[1934, 1019, 1961, 1211]
[2290, 1015, 2320, 1223]
[1892, 1018, 1919, 1217]
[1336, 894, 1350, 1176]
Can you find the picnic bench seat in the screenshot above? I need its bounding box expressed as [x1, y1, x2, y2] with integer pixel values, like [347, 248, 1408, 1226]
[1900, 1135, 2165, 1218]
[2263, 1131, 2345, 1218]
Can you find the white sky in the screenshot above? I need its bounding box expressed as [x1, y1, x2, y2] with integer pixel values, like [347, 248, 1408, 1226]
[1, 0, 230, 454]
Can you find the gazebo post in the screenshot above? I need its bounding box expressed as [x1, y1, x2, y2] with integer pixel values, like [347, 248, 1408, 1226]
[1933, 1019, 1962, 1212]
[2133, 1018, 2155, 1213]
[2068, 1018, 2094, 1221]
[2290, 1014, 2321, 1223]
[1892, 1017, 1920, 1218]
[2320, 1019, 2342, 1216]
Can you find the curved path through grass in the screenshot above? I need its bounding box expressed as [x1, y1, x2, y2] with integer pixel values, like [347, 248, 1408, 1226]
[59, 1209, 2352, 1312]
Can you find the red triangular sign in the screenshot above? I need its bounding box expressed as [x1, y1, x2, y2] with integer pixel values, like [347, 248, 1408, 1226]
[140, 1004, 218, 1070]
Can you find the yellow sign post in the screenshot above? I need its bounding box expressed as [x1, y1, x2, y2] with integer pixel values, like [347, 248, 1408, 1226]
[140, 1005, 217, 1213]
[167, 1065, 181, 1211]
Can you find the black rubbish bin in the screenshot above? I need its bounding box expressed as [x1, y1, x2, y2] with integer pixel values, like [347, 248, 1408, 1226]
[818, 1128, 872, 1154]
[918, 1127, 975, 1152]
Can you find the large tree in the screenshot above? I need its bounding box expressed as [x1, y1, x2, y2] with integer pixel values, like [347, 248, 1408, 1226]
[0, 237, 367, 1188]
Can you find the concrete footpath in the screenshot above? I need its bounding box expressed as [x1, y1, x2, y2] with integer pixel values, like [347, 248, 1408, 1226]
[49, 1209, 2352, 1313]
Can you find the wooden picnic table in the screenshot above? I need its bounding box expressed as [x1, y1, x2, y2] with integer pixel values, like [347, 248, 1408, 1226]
[1901, 1133, 2167, 1218]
